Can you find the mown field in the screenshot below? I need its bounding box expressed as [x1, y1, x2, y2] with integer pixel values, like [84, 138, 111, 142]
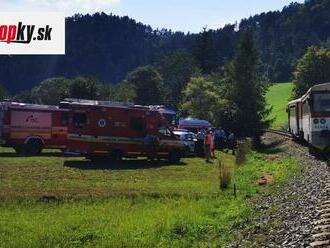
[0, 145, 299, 247]
[266, 82, 294, 129]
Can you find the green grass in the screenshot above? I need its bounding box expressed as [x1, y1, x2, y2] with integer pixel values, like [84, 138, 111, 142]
[0, 147, 299, 247]
[266, 82, 294, 129]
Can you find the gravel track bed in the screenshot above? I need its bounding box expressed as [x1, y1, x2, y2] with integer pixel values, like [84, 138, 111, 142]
[229, 133, 330, 248]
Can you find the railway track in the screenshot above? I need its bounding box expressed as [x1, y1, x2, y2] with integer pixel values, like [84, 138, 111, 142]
[266, 129, 330, 247]
[265, 128, 293, 138]
[311, 199, 330, 247]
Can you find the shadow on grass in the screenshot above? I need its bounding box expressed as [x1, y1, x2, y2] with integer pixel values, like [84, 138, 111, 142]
[257, 139, 286, 154]
[0, 152, 70, 158]
[64, 159, 186, 170]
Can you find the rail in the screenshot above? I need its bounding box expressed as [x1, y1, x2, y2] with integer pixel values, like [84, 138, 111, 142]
[265, 129, 292, 138]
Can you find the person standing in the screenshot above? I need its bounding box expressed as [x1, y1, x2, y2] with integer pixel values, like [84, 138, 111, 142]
[196, 128, 206, 157]
[219, 128, 227, 150]
[214, 128, 221, 149]
[228, 130, 236, 154]
[210, 131, 217, 159]
[204, 130, 212, 162]
[143, 133, 153, 161]
[151, 135, 160, 161]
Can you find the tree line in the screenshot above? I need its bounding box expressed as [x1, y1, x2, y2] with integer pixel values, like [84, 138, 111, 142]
[1, 30, 271, 141]
[2, 0, 330, 140]
[3, 33, 330, 139]
[2, 0, 330, 94]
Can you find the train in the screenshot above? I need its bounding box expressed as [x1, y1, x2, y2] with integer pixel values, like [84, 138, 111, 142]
[288, 82, 330, 151]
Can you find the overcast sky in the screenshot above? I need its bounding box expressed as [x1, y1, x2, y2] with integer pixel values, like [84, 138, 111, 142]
[0, 0, 305, 33]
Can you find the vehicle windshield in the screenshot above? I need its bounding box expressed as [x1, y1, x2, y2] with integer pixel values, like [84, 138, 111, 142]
[313, 93, 330, 112]
[163, 113, 176, 126]
[159, 125, 173, 137]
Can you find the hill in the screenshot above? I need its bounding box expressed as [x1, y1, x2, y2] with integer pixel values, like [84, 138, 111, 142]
[3, 0, 330, 94]
[266, 82, 294, 129]
[0, 14, 194, 93]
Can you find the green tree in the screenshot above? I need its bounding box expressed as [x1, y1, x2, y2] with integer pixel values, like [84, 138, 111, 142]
[292, 46, 330, 98]
[13, 90, 34, 103]
[125, 66, 164, 105]
[98, 84, 116, 101]
[227, 31, 271, 139]
[193, 27, 217, 74]
[0, 84, 8, 100]
[157, 50, 200, 108]
[113, 80, 136, 103]
[181, 76, 225, 124]
[69, 76, 104, 100]
[31, 77, 70, 105]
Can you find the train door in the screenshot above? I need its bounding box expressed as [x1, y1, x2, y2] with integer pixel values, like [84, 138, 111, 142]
[299, 102, 304, 135]
[302, 99, 311, 142]
[295, 103, 300, 133]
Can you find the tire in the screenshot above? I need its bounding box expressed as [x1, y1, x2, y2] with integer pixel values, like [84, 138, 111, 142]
[184, 146, 190, 156]
[24, 139, 43, 155]
[14, 145, 25, 155]
[168, 150, 181, 163]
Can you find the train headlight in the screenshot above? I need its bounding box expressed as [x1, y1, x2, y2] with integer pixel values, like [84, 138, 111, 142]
[314, 119, 319, 124]
[321, 119, 326, 124]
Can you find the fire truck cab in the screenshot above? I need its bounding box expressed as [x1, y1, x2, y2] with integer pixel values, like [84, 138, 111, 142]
[61, 99, 185, 162]
[0, 102, 68, 155]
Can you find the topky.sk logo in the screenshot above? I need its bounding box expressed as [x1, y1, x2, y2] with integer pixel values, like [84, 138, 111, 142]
[0, 22, 53, 44]
[0, 12, 65, 55]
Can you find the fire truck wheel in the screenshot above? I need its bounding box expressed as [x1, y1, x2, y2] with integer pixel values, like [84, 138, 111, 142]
[14, 145, 25, 155]
[25, 139, 43, 155]
[169, 150, 181, 163]
[110, 150, 123, 161]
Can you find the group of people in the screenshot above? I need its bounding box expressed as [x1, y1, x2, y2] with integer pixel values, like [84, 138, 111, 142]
[143, 127, 236, 163]
[197, 128, 236, 162]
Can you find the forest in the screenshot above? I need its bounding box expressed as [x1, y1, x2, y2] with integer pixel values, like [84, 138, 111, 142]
[1, 0, 330, 94]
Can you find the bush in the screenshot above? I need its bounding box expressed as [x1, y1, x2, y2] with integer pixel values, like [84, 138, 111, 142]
[218, 158, 231, 189]
[235, 139, 252, 165]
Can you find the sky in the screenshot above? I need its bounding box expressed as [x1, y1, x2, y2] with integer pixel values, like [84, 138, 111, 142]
[0, 0, 305, 33]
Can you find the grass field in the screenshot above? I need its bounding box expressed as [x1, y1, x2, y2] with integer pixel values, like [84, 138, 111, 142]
[266, 82, 294, 129]
[0, 145, 300, 247]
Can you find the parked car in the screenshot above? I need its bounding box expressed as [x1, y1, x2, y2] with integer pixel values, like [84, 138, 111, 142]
[173, 129, 197, 154]
[178, 118, 213, 134]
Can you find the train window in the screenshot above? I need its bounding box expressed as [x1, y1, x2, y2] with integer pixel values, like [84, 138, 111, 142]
[313, 94, 330, 112]
[61, 113, 68, 126]
[130, 117, 145, 131]
[73, 113, 87, 128]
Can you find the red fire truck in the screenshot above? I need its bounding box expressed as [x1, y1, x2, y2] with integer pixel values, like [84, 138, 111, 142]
[60, 99, 185, 162]
[0, 102, 68, 155]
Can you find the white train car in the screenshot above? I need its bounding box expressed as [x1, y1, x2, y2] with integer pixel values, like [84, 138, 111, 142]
[288, 83, 330, 151]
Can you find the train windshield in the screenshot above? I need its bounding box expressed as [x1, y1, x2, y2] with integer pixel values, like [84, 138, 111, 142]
[313, 93, 330, 112]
